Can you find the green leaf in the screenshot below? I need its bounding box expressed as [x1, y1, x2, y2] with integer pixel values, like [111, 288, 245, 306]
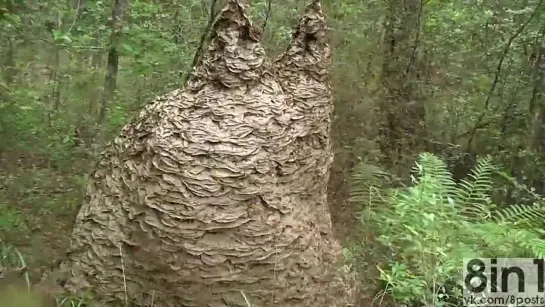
[123, 43, 135, 52]
[59, 35, 72, 43]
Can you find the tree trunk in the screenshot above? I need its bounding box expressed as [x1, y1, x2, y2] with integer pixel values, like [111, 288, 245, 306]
[58, 1, 356, 306]
[378, 0, 426, 169]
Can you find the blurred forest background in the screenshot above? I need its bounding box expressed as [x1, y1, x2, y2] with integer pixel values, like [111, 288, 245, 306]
[2, 0, 545, 305]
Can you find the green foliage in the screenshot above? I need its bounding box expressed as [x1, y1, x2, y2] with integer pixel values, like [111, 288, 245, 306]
[350, 152, 545, 306]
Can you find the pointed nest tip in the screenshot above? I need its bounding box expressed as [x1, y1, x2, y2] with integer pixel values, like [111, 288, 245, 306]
[187, 0, 266, 91]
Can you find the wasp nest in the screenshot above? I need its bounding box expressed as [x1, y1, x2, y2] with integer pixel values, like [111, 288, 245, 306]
[60, 1, 356, 306]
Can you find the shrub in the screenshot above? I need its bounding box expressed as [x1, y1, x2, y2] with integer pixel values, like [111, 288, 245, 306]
[349, 152, 545, 306]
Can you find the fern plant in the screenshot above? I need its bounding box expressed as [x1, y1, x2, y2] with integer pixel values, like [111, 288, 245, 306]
[454, 156, 495, 220]
[348, 152, 545, 306]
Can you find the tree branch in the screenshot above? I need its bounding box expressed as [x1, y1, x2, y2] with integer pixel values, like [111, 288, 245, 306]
[466, 0, 544, 149]
[183, 0, 219, 85]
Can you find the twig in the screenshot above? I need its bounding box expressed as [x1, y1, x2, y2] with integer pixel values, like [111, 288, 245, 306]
[119, 245, 128, 306]
[241, 291, 252, 306]
[35, 38, 104, 49]
[67, 0, 82, 34]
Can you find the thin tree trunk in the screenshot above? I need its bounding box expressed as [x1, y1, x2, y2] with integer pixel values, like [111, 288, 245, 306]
[1, 37, 16, 107]
[2, 38, 16, 86]
[1, 0, 16, 90]
[525, 27, 545, 192]
[95, 0, 128, 147]
[52, 45, 62, 111]
[45, 43, 61, 126]
[528, 41, 545, 151]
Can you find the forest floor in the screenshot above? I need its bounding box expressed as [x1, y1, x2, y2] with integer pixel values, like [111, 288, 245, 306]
[0, 150, 83, 283]
[0, 148, 375, 305]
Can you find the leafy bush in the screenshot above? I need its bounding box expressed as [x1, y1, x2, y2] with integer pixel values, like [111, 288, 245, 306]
[349, 152, 545, 306]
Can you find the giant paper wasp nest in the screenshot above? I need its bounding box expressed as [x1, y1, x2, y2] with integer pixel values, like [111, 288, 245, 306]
[60, 0, 356, 306]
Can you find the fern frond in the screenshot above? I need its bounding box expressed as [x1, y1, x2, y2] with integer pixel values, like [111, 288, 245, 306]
[493, 203, 545, 224]
[413, 153, 456, 199]
[524, 237, 545, 259]
[455, 156, 495, 219]
[472, 222, 545, 258]
[507, 229, 545, 258]
[349, 162, 391, 207]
